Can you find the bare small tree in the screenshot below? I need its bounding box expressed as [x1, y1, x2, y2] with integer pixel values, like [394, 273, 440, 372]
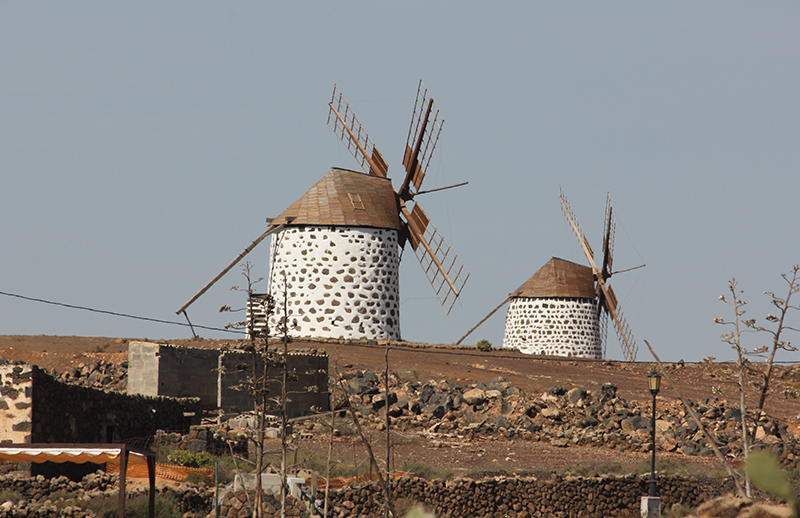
[715, 265, 800, 497]
[225, 266, 328, 517]
[222, 262, 275, 517]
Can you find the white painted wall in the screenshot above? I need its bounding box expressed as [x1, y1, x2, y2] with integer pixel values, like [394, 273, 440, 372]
[267, 226, 401, 341]
[502, 297, 602, 359]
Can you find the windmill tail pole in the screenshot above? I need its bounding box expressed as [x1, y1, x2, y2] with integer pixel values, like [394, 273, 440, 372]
[455, 295, 512, 345]
[176, 224, 285, 315]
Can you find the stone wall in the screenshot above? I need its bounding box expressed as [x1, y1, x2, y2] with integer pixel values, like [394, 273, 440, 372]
[0, 364, 33, 444]
[0, 364, 200, 445]
[0, 471, 214, 517]
[128, 342, 218, 409]
[219, 350, 329, 419]
[267, 226, 401, 341]
[503, 297, 603, 358]
[328, 474, 732, 518]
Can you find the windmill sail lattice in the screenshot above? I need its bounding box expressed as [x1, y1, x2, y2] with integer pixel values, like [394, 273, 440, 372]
[402, 82, 444, 195]
[560, 188, 638, 361]
[406, 204, 469, 314]
[327, 85, 388, 178]
[327, 81, 469, 314]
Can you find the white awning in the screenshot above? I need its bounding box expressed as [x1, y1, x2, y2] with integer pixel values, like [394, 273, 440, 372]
[0, 446, 150, 465]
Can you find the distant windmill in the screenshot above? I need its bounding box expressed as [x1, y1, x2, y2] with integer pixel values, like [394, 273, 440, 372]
[501, 256, 604, 358]
[177, 81, 469, 341]
[558, 188, 638, 361]
[457, 189, 640, 361]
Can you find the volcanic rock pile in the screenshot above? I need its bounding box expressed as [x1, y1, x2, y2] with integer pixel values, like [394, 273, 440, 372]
[334, 369, 799, 465]
[52, 359, 128, 393]
[216, 490, 310, 518]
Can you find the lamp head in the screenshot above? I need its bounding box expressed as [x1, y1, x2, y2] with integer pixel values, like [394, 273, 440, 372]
[648, 370, 661, 395]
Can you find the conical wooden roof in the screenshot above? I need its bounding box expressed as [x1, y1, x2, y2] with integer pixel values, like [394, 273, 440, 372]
[270, 168, 401, 230]
[511, 257, 596, 299]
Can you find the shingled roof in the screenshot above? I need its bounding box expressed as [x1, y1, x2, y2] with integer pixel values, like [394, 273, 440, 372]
[511, 257, 596, 299]
[269, 168, 401, 230]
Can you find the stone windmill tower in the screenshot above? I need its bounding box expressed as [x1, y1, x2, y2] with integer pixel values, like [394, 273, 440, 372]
[177, 81, 469, 341]
[502, 257, 603, 358]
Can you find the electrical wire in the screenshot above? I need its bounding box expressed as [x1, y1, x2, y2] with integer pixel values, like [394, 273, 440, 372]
[0, 290, 243, 335]
[2, 290, 795, 365]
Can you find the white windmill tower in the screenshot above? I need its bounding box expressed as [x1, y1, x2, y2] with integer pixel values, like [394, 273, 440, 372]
[177, 81, 469, 341]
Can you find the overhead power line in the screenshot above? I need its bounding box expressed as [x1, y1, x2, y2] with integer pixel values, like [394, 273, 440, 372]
[0, 290, 243, 335]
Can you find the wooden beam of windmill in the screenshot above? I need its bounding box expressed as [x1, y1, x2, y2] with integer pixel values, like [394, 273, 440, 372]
[455, 295, 512, 345]
[176, 224, 286, 315]
[327, 85, 388, 178]
[601, 193, 615, 280]
[401, 80, 443, 198]
[559, 191, 637, 361]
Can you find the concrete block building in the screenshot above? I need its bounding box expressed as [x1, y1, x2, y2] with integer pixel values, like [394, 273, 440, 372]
[127, 342, 329, 418]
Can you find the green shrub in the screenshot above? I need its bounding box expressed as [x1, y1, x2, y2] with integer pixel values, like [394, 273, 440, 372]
[476, 339, 492, 352]
[167, 450, 215, 468]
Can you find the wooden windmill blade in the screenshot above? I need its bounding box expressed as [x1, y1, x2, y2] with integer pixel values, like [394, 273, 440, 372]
[561, 188, 637, 361]
[559, 189, 597, 272]
[327, 84, 389, 178]
[400, 80, 444, 198]
[599, 284, 638, 362]
[403, 202, 469, 314]
[602, 193, 615, 280]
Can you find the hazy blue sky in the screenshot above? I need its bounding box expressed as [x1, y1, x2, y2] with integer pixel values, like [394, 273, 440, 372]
[2, 3, 798, 363]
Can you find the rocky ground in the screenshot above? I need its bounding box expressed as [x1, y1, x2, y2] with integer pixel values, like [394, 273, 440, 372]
[3, 335, 800, 517]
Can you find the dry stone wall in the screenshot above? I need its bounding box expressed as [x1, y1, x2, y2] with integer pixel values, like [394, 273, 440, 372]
[0, 472, 213, 517]
[267, 226, 401, 341]
[503, 297, 602, 358]
[328, 474, 732, 518]
[0, 363, 200, 446]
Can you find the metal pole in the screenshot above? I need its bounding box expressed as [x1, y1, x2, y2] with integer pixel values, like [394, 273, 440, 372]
[649, 391, 657, 497]
[215, 459, 219, 518]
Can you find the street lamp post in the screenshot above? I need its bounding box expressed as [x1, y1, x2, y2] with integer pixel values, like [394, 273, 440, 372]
[648, 370, 661, 497]
[641, 369, 662, 518]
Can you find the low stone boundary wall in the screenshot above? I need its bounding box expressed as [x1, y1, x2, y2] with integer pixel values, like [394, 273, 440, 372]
[0, 472, 213, 517]
[217, 490, 309, 518]
[328, 474, 733, 518]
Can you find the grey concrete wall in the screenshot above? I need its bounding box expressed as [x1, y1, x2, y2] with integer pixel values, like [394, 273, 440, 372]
[156, 345, 218, 407]
[127, 342, 160, 396]
[129, 342, 329, 419]
[127, 342, 218, 409]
